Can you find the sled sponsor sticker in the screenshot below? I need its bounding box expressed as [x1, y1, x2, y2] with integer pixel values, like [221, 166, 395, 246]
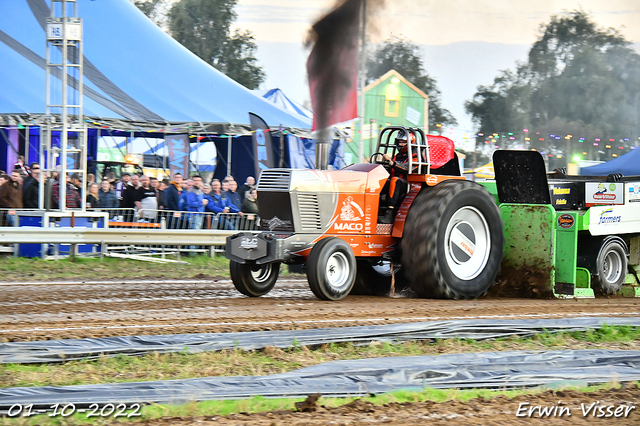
[585, 182, 624, 205]
[557, 214, 574, 229]
[596, 208, 621, 225]
[627, 182, 640, 203]
[589, 204, 640, 235]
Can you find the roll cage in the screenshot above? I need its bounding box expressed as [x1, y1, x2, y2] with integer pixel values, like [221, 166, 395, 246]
[375, 126, 433, 175]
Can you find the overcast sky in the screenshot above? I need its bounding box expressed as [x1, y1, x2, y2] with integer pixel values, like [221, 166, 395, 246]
[231, 0, 640, 137]
[234, 0, 640, 45]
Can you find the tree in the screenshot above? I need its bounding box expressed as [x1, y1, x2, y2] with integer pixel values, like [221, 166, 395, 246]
[466, 10, 640, 162]
[168, 0, 264, 89]
[366, 37, 457, 133]
[212, 29, 266, 90]
[133, 0, 265, 89]
[132, 0, 167, 27]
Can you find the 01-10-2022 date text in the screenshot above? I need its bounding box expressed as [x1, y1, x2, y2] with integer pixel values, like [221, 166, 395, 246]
[7, 403, 142, 418]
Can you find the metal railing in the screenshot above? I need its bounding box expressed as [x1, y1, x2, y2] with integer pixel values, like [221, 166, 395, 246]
[0, 208, 260, 258]
[0, 227, 232, 245]
[96, 209, 260, 231]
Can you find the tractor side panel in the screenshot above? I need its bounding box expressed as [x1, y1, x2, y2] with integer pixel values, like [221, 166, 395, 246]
[330, 193, 368, 234]
[364, 164, 391, 235]
[348, 234, 396, 256]
[293, 234, 396, 258]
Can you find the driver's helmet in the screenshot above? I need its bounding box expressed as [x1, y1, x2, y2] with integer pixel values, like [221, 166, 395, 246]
[395, 130, 415, 153]
[395, 130, 408, 146]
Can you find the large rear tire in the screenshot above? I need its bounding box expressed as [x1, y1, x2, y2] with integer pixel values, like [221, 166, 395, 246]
[230, 260, 280, 297]
[400, 180, 504, 299]
[307, 237, 356, 301]
[593, 238, 628, 295]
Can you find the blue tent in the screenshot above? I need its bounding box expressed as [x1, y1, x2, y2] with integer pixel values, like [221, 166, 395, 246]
[0, 0, 310, 129]
[580, 149, 640, 176]
[258, 88, 313, 127]
[0, 0, 353, 181]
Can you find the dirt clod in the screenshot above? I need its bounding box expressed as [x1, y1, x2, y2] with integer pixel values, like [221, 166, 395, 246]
[294, 393, 321, 412]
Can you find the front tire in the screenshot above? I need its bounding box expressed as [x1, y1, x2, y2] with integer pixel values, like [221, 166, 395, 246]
[400, 180, 504, 299]
[307, 237, 356, 300]
[230, 260, 280, 296]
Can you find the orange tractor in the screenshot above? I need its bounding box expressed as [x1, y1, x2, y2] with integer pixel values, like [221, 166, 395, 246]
[226, 126, 504, 300]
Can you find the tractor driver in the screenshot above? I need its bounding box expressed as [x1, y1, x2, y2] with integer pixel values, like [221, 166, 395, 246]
[382, 129, 420, 179]
[379, 129, 418, 221]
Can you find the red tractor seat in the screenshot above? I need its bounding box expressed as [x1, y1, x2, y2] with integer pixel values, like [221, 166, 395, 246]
[425, 135, 456, 169]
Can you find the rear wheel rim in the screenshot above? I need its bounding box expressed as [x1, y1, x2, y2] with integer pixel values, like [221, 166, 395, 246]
[326, 252, 350, 290]
[444, 206, 491, 281]
[603, 249, 623, 284]
[251, 264, 272, 283]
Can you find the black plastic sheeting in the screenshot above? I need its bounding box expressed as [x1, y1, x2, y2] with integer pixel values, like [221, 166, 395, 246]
[2, 317, 640, 364]
[1, 349, 639, 413]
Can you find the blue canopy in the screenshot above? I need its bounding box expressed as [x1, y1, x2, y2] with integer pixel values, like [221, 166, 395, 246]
[258, 88, 313, 127]
[580, 148, 640, 176]
[0, 0, 310, 129]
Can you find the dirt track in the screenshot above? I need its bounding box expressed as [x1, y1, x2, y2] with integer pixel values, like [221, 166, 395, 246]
[1, 277, 638, 341]
[2, 277, 640, 425]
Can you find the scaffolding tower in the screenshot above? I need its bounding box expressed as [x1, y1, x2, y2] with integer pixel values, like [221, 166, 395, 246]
[41, 0, 87, 210]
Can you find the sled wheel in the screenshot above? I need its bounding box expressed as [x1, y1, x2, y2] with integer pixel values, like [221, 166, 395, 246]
[350, 260, 408, 296]
[593, 238, 628, 295]
[230, 260, 280, 297]
[307, 237, 356, 301]
[400, 180, 504, 299]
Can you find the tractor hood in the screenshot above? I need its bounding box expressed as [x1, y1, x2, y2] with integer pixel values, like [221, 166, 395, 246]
[257, 164, 389, 234]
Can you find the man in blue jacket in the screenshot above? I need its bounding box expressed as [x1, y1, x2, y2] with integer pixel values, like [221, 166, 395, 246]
[186, 175, 208, 230]
[223, 179, 246, 229]
[208, 179, 242, 229]
[225, 180, 243, 212]
[207, 179, 233, 213]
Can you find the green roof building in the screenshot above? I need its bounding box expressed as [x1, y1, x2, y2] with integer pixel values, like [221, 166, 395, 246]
[346, 69, 429, 161]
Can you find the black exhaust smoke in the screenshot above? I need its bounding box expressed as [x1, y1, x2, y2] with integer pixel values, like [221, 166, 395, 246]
[306, 0, 359, 169]
[306, 0, 386, 169]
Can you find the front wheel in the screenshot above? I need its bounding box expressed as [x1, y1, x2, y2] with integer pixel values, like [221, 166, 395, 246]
[401, 180, 504, 299]
[307, 238, 356, 301]
[230, 260, 280, 296]
[594, 238, 628, 295]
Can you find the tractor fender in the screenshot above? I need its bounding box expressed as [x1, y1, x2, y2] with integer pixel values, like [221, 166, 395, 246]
[391, 183, 424, 238]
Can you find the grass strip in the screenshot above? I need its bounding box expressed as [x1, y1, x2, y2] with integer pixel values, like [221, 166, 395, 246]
[0, 382, 629, 425]
[2, 325, 638, 389]
[0, 255, 232, 281]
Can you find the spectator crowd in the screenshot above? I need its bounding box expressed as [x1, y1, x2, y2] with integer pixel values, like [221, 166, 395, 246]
[0, 156, 259, 230]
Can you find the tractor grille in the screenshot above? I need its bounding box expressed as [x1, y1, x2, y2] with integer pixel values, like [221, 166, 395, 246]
[258, 170, 291, 191]
[298, 192, 322, 231]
